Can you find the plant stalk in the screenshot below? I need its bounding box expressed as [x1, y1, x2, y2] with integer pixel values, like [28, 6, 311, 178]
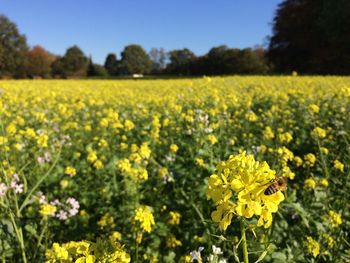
[240, 219, 249, 263]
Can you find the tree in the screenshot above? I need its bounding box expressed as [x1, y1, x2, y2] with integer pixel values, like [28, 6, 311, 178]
[104, 53, 118, 76]
[119, 44, 152, 75]
[0, 15, 28, 78]
[149, 48, 167, 74]
[166, 48, 196, 75]
[189, 46, 269, 76]
[59, 45, 88, 77]
[268, 0, 350, 74]
[87, 57, 108, 77]
[26, 45, 56, 78]
[51, 56, 65, 78]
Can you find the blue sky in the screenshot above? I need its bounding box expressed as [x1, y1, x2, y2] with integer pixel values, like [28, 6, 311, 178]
[0, 0, 282, 64]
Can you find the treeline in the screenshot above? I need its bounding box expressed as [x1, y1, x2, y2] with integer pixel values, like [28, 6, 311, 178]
[0, 14, 269, 78]
[1, 0, 350, 78]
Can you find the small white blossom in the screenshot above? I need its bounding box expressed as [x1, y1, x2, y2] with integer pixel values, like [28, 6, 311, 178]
[190, 247, 204, 262]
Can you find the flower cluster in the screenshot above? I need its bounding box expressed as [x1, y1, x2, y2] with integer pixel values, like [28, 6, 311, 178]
[133, 206, 155, 233]
[207, 151, 285, 230]
[0, 173, 24, 197]
[45, 233, 130, 263]
[37, 193, 80, 220]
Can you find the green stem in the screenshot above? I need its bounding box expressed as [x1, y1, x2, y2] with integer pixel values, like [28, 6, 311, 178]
[8, 212, 27, 263]
[240, 219, 249, 263]
[19, 149, 61, 213]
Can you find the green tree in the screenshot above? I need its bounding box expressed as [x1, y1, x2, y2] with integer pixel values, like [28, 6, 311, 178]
[60, 45, 88, 77]
[87, 57, 108, 77]
[268, 0, 350, 74]
[119, 45, 152, 75]
[166, 48, 196, 75]
[0, 15, 28, 78]
[104, 53, 119, 76]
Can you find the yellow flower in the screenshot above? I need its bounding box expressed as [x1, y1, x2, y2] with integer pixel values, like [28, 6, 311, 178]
[166, 234, 182, 248]
[308, 104, 320, 114]
[263, 126, 274, 140]
[180, 255, 191, 263]
[24, 128, 37, 139]
[320, 147, 329, 155]
[333, 160, 344, 172]
[40, 204, 57, 217]
[157, 167, 168, 178]
[139, 142, 151, 159]
[100, 118, 109, 127]
[134, 206, 155, 233]
[277, 146, 294, 167]
[278, 132, 293, 143]
[93, 160, 104, 170]
[304, 153, 316, 167]
[245, 111, 258, 122]
[327, 210, 342, 227]
[65, 166, 76, 177]
[208, 134, 218, 145]
[170, 143, 179, 153]
[319, 178, 329, 187]
[196, 158, 204, 167]
[282, 166, 295, 180]
[168, 211, 181, 225]
[124, 119, 135, 131]
[311, 127, 326, 139]
[207, 152, 284, 229]
[6, 123, 17, 135]
[60, 179, 69, 189]
[98, 213, 116, 229]
[87, 151, 98, 163]
[37, 133, 48, 148]
[45, 243, 69, 261]
[117, 159, 132, 173]
[98, 138, 108, 148]
[304, 178, 316, 190]
[322, 233, 335, 248]
[294, 156, 303, 167]
[305, 236, 320, 258]
[0, 136, 8, 145]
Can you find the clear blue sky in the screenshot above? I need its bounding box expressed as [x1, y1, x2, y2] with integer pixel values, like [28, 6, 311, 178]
[0, 0, 282, 64]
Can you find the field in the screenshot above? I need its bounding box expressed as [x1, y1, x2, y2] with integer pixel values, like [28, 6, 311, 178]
[0, 77, 349, 262]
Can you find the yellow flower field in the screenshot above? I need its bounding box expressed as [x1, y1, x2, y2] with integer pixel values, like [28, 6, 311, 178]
[0, 77, 349, 262]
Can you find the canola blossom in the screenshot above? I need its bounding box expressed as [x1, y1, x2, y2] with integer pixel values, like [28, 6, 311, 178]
[207, 152, 285, 229]
[0, 77, 349, 262]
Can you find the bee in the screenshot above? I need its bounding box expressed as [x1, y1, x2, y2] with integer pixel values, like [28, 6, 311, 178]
[264, 176, 287, 195]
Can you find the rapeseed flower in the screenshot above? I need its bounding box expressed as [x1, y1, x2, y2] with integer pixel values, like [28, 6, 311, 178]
[207, 152, 285, 230]
[65, 166, 76, 177]
[304, 153, 316, 167]
[166, 234, 182, 248]
[311, 127, 326, 139]
[308, 104, 320, 114]
[134, 206, 155, 233]
[208, 134, 218, 145]
[196, 158, 205, 167]
[304, 178, 316, 190]
[263, 126, 274, 140]
[170, 143, 179, 153]
[327, 210, 342, 227]
[40, 204, 57, 217]
[319, 178, 329, 187]
[333, 160, 344, 172]
[305, 236, 320, 258]
[168, 211, 181, 225]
